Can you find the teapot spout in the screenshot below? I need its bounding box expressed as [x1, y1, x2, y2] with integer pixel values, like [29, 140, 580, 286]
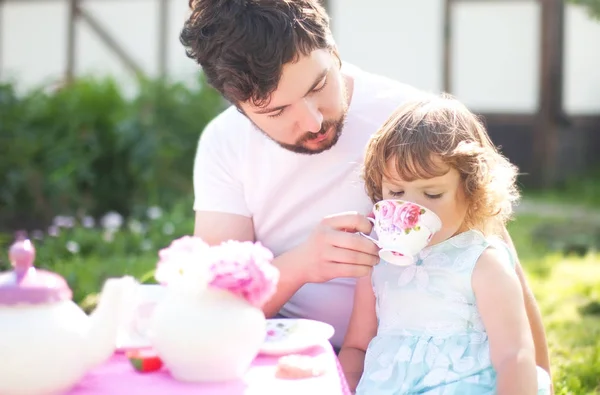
[85, 276, 137, 369]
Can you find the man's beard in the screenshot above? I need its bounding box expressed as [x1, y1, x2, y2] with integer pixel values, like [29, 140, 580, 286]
[277, 114, 346, 155]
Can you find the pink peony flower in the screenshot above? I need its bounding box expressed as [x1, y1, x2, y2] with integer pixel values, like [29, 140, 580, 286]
[154, 236, 280, 308]
[393, 202, 422, 230]
[207, 241, 279, 308]
[377, 200, 396, 226]
[154, 236, 210, 284]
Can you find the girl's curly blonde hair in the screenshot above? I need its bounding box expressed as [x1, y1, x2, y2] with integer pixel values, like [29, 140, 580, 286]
[362, 94, 520, 235]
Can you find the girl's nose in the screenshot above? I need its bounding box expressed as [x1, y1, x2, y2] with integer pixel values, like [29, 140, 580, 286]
[401, 194, 425, 208]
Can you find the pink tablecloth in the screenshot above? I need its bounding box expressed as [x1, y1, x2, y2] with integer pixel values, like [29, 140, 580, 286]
[68, 342, 351, 395]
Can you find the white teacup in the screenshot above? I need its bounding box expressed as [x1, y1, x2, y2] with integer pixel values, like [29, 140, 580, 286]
[360, 199, 442, 266]
[117, 283, 167, 350]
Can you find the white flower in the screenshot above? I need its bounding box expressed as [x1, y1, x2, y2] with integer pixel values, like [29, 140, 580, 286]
[32, 230, 44, 240]
[82, 216, 95, 228]
[66, 241, 80, 254]
[101, 212, 123, 231]
[103, 230, 115, 243]
[128, 219, 145, 234]
[53, 216, 75, 228]
[162, 222, 175, 235]
[155, 236, 212, 292]
[147, 206, 163, 220]
[141, 240, 152, 251]
[169, 262, 212, 295]
[48, 226, 60, 237]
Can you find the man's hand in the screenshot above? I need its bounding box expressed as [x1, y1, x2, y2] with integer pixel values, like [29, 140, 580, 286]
[261, 211, 380, 317]
[294, 211, 381, 284]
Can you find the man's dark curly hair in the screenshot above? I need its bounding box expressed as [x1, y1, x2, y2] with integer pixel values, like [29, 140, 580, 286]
[181, 0, 335, 107]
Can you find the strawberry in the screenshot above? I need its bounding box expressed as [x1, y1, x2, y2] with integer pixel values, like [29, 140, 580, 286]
[126, 349, 163, 373]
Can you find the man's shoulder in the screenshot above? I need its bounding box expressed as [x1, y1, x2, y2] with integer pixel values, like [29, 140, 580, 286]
[344, 62, 430, 126]
[353, 64, 428, 106]
[199, 104, 254, 148]
[204, 105, 252, 134]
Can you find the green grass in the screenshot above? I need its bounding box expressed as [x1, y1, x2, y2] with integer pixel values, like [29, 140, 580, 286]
[521, 167, 600, 209]
[508, 215, 600, 394]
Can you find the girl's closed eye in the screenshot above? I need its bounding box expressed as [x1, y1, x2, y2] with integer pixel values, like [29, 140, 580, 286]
[388, 190, 403, 197]
[425, 192, 443, 199]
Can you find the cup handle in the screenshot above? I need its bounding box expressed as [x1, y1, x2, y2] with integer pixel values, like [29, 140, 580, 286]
[366, 217, 375, 225]
[358, 232, 381, 248]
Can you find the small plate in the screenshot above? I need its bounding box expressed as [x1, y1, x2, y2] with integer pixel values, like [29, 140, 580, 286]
[115, 332, 152, 353]
[259, 318, 335, 356]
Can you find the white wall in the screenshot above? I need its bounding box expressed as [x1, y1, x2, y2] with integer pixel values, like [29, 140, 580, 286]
[564, 6, 600, 114]
[331, 0, 600, 115]
[2, 2, 68, 89]
[450, 1, 540, 113]
[1, 0, 198, 94]
[2, 0, 599, 115]
[331, 0, 444, 95]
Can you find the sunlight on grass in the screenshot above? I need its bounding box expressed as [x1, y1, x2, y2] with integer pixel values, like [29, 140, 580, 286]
[510, 215, 600, 394]
[521, 168, 600, 209]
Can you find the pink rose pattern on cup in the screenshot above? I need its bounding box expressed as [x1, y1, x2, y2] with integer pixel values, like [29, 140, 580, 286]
[374, 201, 427, 234]
[377, 200, 396, 228]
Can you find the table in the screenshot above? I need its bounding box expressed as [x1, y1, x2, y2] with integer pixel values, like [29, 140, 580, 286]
[68, 342, 352, 394]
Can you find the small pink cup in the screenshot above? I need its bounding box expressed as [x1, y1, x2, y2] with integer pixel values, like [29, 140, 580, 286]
[360, 199, 442, 266]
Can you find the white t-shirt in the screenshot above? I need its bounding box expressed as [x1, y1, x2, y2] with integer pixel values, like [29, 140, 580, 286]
[193, 62, 425, 348]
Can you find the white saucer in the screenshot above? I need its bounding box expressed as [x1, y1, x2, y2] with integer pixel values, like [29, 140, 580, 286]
[115, 332, 152, 352]
[259, 318, 335, 356]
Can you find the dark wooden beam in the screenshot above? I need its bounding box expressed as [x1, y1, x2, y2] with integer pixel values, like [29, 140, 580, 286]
[157, 0, 169, 78]
[474, 114, 600, 128]
[1, 0, 125, 2]
[450, 0, 535, 2]
[65, 0, 78, 82]
[78, 4, 144, 77]
[532, 0, 565, 187]
[569, 115, 600, 129]
[478, 113, 536, 126]
[442, 0, 452, 93]
[0, 0, 4, 80]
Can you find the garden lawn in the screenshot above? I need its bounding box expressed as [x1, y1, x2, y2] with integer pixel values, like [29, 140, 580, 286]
[508, 215, 600, 395]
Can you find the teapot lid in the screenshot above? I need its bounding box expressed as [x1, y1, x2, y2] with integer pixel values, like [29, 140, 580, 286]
[0, 238, 72, 305]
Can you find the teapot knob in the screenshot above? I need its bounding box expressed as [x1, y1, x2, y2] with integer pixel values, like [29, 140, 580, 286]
[9, 239, 36, 276]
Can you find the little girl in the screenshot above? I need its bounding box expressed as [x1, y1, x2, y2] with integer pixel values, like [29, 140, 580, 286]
[339, 94, 551, 394]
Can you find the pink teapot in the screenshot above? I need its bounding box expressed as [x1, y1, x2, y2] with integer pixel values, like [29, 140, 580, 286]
[0, 238, 136, 395]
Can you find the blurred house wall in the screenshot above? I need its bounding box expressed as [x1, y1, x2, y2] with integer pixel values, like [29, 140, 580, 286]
[2, 0, 599, 183]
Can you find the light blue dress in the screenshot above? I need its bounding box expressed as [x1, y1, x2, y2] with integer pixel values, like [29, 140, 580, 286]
[355, 230, 551, 395]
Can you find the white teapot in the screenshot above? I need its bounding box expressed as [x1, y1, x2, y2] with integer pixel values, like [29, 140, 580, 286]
[0, 238, 136, 395]
[146, 236, 280, 383]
